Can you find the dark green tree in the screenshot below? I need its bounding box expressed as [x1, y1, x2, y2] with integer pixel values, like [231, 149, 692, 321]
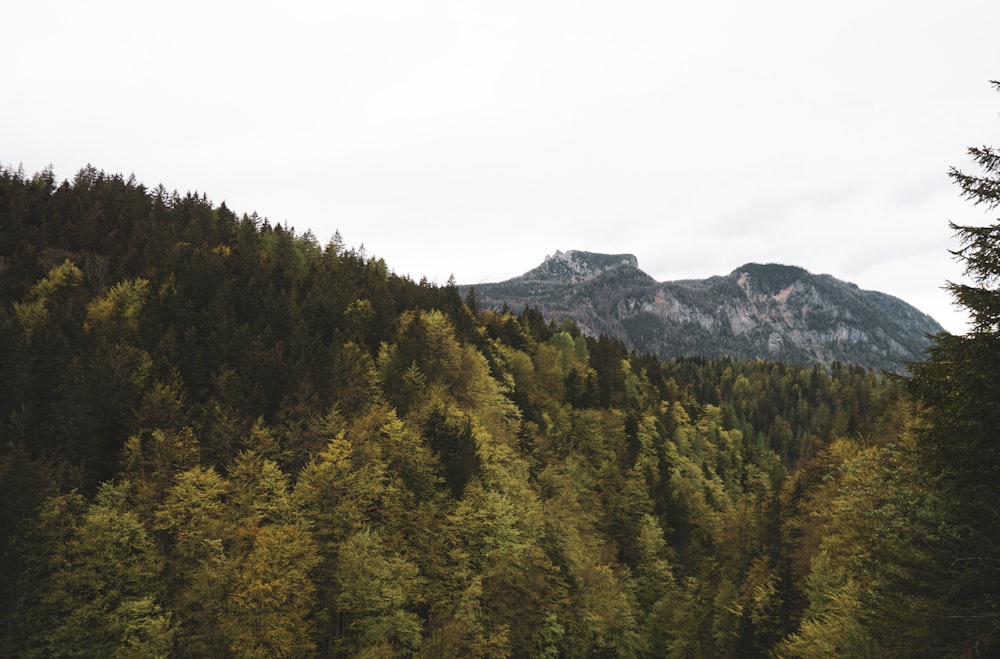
[903, 80, 1000, 656]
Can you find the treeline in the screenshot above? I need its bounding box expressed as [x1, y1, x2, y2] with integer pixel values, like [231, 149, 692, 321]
[0, 157, 995, 657]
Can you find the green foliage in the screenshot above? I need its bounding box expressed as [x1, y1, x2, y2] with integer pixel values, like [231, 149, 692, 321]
[222, 523, 321, 658]
[84, 277, 150, 334]
[333, 529, 426, 656]
[777, 438, 947, 657]
[16, 483, 174, 658]
[1, 160, 991, 657]
[898, 80, 1000, 656]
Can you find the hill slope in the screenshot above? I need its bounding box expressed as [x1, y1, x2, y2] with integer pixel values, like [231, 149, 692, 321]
[464, 250, 943, 372]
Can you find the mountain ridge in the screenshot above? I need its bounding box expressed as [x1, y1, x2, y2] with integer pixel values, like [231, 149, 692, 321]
[463, 250, 943, 373]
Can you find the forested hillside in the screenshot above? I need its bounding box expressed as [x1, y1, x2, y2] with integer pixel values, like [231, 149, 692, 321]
[0, 130, 997, 658]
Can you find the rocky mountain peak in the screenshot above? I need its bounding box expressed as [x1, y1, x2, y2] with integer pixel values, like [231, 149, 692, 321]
[526, 250, 641, 284]
[465, 252, 944, 373]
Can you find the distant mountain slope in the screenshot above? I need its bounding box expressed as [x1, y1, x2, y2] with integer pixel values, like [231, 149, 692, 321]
[463, 250, 944, 372]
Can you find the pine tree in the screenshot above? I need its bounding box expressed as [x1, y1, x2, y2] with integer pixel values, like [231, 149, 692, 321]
[903, 80, 1000, 656]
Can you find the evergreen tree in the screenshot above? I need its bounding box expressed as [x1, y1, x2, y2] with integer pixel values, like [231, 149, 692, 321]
[902, 80, 1000, 656]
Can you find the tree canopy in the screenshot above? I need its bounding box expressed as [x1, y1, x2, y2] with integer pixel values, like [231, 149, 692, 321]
[2, 82, 999, 656]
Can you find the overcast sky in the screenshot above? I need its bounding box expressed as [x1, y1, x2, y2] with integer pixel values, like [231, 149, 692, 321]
[5, 1, 999, 334]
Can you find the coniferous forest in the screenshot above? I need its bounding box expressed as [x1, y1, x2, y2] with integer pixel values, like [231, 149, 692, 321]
[2, 89, 1000, 657]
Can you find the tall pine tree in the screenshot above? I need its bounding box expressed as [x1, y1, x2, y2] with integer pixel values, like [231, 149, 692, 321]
[904, 80, 1000, 656]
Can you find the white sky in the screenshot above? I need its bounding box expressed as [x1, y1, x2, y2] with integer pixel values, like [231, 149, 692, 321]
[4, 1, 999, 334]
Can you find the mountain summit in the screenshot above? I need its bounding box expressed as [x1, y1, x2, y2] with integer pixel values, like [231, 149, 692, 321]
[521, 250, 642, 283]
[464, 253, 943, 372]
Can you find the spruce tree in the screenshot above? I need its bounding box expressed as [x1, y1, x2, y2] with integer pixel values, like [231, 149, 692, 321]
[904, 80, 1000, 656]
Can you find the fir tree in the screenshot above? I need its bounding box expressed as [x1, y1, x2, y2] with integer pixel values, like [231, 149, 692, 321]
[903, 80, 1000, 656]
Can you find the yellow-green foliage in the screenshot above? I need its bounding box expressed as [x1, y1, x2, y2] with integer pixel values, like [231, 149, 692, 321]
[13, 260, 84, 335]
[85, 278, 150, 334]
[3, 163, 974, 658]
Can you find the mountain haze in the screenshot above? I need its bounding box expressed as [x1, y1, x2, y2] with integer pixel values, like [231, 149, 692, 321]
[465, 250, 943, 372]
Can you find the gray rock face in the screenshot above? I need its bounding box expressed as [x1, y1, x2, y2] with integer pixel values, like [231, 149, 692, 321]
[463, 252, 944, 373]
